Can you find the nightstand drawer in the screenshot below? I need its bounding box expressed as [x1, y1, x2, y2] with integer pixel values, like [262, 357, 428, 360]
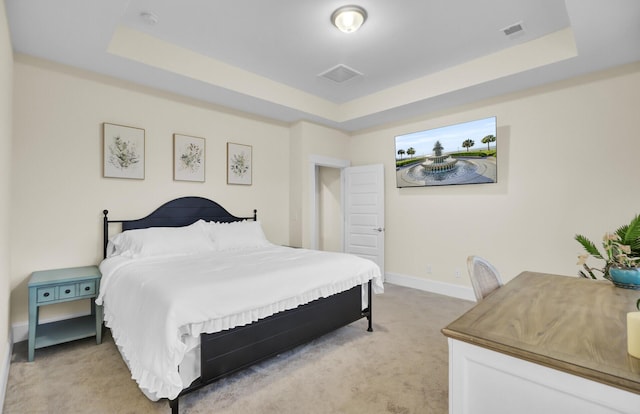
[36, 287, 56, 303]
[58, 284, 77, 299]
[79, 281, 96, 296]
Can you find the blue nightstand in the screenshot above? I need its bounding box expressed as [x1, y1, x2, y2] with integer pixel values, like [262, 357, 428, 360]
[28, 265, 103, 361]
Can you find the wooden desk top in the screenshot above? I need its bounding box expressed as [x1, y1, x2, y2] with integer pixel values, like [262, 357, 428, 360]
[442, 271, 640, 394]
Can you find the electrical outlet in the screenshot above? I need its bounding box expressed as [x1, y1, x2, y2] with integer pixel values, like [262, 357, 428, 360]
[455, 269, 461, 278]
[426, 264, 432, 274]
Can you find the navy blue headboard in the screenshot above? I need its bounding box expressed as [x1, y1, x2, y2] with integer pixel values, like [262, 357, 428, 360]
[102, 196, 257, 258]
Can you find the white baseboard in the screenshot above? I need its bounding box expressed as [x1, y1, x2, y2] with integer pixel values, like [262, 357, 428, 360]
[1, 335, 12, 414]
[11, 323, 27, 344]
[385, 272, 476, 301]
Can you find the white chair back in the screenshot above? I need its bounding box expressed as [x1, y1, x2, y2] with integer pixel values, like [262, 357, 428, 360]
[467, 256, 503, 302]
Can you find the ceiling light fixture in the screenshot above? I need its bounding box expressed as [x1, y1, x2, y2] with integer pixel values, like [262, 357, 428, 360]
[331, 5, 367, 33]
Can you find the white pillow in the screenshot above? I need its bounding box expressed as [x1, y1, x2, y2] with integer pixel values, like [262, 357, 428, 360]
[207, 220, 270, 251]
[108, 219, 215, 258]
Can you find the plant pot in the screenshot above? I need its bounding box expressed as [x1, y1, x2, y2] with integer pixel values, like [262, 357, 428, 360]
[609, 266, 640, 290]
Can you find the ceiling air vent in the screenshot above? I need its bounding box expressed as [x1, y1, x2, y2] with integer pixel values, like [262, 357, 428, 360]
[501, 21, 525, 38]
[318, 64, 362, 83]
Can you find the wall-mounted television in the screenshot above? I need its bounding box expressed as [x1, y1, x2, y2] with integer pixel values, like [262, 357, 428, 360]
[395, 116, 497, 188]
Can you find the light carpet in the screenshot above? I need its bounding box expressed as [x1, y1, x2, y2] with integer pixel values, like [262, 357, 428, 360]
[3, 284, 473, 414]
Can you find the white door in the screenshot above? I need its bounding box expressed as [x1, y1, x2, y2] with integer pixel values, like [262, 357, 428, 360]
[344, 164, 385, 274]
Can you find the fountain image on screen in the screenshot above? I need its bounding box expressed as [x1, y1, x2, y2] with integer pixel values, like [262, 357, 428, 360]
[395, 117, 497, 188]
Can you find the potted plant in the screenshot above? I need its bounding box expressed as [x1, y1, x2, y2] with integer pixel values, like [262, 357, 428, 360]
[575, 214, 640, 289]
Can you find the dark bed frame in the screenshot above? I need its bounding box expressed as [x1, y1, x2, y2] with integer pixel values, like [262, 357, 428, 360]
[102, 196, 373, 413]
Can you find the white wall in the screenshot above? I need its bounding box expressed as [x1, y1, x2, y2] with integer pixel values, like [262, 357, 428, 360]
[349, 62, 640, 285]
[10, 56, 291, 328]
[0, 0, 14, 393]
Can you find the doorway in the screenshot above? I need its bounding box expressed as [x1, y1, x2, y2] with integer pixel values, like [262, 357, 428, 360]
[317, 166, 342, 252]
[309, 155, 350, 251]
[309, 156, 385, 272]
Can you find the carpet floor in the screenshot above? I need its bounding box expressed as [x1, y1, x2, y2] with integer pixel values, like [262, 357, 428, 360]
[3, 284, 473, 414]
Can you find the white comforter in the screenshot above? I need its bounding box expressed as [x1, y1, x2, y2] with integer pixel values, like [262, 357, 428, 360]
[97, 245, 383, 400]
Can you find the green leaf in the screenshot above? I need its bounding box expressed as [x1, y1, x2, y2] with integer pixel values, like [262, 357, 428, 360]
[615, 224, 629, 242]
[575, 234, 604, 259]
[623, 215, 640, 253]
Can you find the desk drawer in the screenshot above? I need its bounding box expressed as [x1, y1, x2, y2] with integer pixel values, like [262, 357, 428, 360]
[58, 284, 77, 299]
[78, 281, 96, 296]
[36, 287, 56, 303]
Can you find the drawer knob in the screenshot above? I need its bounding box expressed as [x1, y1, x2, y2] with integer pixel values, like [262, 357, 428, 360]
[84, 286, 90, 291]
[43, 292, 50, 297]
[65, 289, 71, 294]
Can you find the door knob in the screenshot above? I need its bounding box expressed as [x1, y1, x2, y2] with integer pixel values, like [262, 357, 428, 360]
[373, 227, 384, 232]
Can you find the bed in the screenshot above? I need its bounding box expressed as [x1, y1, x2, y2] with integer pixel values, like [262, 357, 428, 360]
[98, 196, 383, 413]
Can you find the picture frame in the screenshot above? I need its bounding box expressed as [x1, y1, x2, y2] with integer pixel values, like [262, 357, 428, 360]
[227, 142, 252, 185]
[394, 116, 497, 188]
[103, 123, 145, 179]
[174, 134, 205, 182]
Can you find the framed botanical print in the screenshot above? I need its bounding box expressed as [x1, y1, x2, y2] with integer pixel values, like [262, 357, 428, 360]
[174, 134, 205, 182]
[103, 123, 145, 179]
[227, 142, 252, 185]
